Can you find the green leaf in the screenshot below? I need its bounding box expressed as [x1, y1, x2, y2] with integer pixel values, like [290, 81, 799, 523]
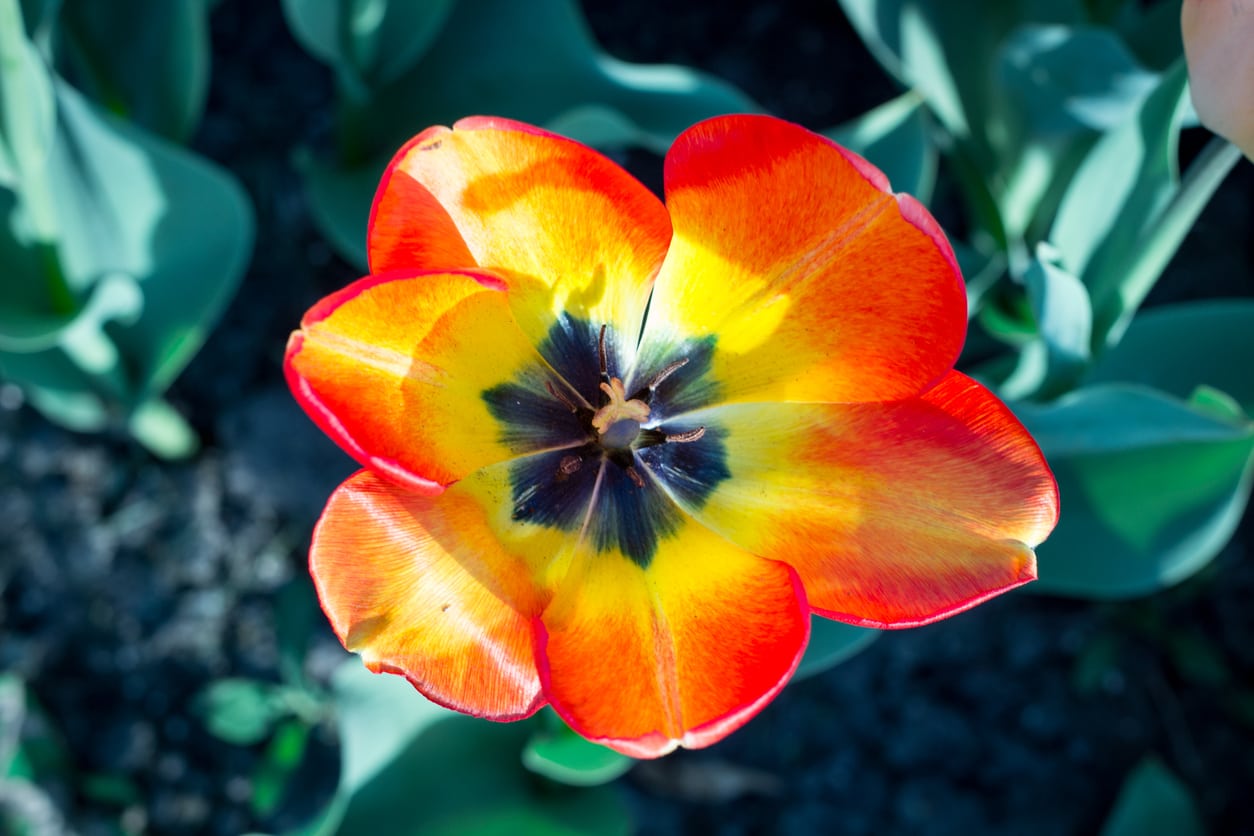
[1113, 0, 1185, 72]
[128, 396, 199, 459]
[1003, 243, 1092, 398]
[1086, 300, 1254, 415]
[57, 0, 212, 141]
[998, 24, 1156, 135]
[251, 719, 311, 818]
[1100, 757, 1204, 836]
[0, 0, 56, 186]
[297, 150, 375, 270]
[837, 0, 1084, 165]
[1016, 384, 1254, 598]
[280, 0, 456, 90]
[522, 714, 633, 787]
[0, 272, 142, 432]
[306, 661, 631, 836]
[0, 78, 253, 451]
[300, 0, 756, 268]
[824, 91, 937, 202]
[1048, 62, 1189, 336]
[195, 679, 285, 746]
[48, 81, 254, 399]
[793, 615, 879, 681]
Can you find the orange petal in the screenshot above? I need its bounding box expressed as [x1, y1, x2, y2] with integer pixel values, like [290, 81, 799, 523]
[311, 470, 546, 719]
[652, 371, 1059, 627]
[286, 269, 580, 493]
[634, 114, 966, 405]
[369, 117, 671, 367]
[537, 517, 809, 757]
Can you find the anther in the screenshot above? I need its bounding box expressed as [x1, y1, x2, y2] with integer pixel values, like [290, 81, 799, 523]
[559, 454, 582, 476]
[647, 357, 689, 391]
[597, 323, 609, 383]
[545, 380, 579, 413]
[665, 426, 706, 444]
[625, 465, 645, 488]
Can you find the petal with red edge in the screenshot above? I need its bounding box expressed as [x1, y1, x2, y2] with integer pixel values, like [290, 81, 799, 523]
[641, 371, 1059, 627]
[369, 117, 671, 368]
[537, 513, 809, 757]
[286, 269, 585, 493]
[633, 114, 966, 406]
[312, 470, 547, 719]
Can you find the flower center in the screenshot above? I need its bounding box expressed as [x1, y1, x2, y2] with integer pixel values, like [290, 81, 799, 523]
[480, 315, 729, 567]
[592, 377, 649, 450]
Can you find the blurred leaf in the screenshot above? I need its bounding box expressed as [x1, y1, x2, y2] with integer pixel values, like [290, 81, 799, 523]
[998, 24, 1156, 135]
[252, 719, 311, 818]
[522, 715, 633, 787]
[196, 679, 286, 746]
[280, 0, 456, 90]
[1104, 138, 1242, 344]
[1166, 630, 1230, 688]
[386, 0, 758, 154]
[1085, 300, 1254, 415]
[1113, 0, 1185, 72]
[47, 81, 254, 398]
[128, 395, 198, 459]
[0, 675, 69, 786]
[0, 0, 56, 186]
[1071, 633, 1124, 694]
[17, 0, 58, 40]
[80, 772, 141, 806]
[837, 0, 1083, 165]
[57, 0, 211, 141]
[301, 0, 756, 268]
[297, 151, 375, 270]
[0, 78, 253, 452]
[1100, 757, 1204, 836]
[824, 91, 937, 202]
[794, 615, 879, 681]
[1003, 243, 1092, 398]
[1048, 61, 1189, 338]
[305, 661, 631, 836]
[1017, 384, 1254, 598]
[0, 675, 25, 777]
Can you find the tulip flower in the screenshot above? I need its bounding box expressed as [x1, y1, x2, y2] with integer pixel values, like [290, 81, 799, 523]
[1183, 0, 1254, 158]
[286, 114, 1059, 757]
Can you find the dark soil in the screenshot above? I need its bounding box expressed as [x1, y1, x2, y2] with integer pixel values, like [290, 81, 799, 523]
[3, 1, 1253, 834]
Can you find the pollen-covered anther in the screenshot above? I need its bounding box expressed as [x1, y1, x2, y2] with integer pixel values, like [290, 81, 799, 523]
[665, 426, 706, 444]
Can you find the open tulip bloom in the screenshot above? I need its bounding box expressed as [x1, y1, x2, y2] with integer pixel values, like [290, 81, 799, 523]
[286, 114, 1059, 757]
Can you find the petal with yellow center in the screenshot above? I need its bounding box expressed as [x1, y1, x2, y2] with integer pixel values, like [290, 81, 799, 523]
[641, 371, 1059, 627]
[286, 269, 580, 494]
[369, 117, 671, 368]
[537, 509, 809, 758]
[635, 114, 966, 406]
[311, 470, 548, 719]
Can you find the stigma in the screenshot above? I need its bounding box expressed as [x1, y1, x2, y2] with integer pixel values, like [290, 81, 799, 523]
[592, 377, 650, 449]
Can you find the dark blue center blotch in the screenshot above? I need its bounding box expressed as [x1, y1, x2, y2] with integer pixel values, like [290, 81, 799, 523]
[482, 316, 730, 568]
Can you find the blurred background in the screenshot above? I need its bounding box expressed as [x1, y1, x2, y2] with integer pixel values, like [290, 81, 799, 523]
[2, 0, 1252, 833]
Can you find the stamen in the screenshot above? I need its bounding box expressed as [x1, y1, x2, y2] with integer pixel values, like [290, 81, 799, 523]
[545, 380, 579, 413]
[559, 454, 583, 476]
[597, 323, 609, 382]
[648, 357, 689, 391]
[625, 465, 645, 488]
[665, 426, 706, 444]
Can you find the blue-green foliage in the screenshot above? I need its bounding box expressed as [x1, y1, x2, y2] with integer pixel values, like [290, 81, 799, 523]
[836, 0, 1249, 600]
[283, 0, 759, 268]
[0, 0, 253, 457]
